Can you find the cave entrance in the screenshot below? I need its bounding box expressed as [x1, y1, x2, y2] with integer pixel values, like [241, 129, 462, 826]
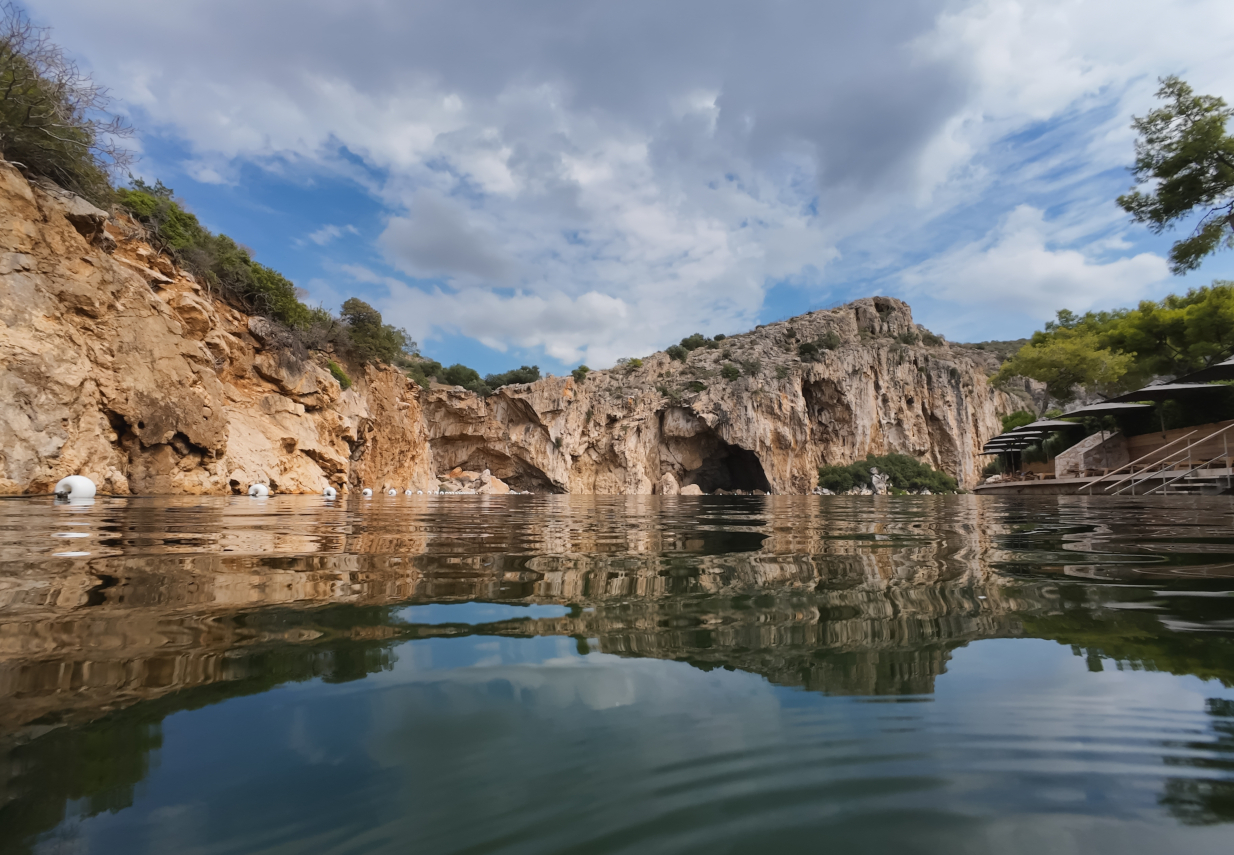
[681, 441, 772, 494]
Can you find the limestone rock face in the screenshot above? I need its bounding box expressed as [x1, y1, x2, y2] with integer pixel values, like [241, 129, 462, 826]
[0, 162, 1013, 496]
[0, 163, 435, 495]
[424, 297, 1015, 493]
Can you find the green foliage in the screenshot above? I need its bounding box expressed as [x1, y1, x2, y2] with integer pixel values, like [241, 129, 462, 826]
[982, 457, 1006, 477]
[438, 363, 493, 396]
[618, 357, 643, 371]
[1117, 76, 1234, 274]
[118, 181, 321, 331]
[720, 363, 741, 380]
[0, 5, 133, 202]
[775, 365, 789, 379]
[572, 365, 590, 383]
[401, 357, 442, 389]
[921, 331, 943, 346]
[679, 333, 708, 351]
[798, 331, 841, 363]
[897, 330, 920, 345]
[713, 333, 726, 341]
[686, 380, 707, 392]
[818, 453, 958, 494]
[994, 330, 1135, 403]
[1001, 410, 1037, 432]
[666, 344, 688, 361]
[485, 364, 540, 388]
[741, 358, 762, 376]
[340, 298, 414, 365]
[996, 283, 1234, 400]
[327, 360, 351, 391]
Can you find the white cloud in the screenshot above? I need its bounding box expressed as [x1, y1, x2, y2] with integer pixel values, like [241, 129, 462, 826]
[26, 0, 1234, 363]
[900, 205, 1168, 320]
[307, 224, 359, 246]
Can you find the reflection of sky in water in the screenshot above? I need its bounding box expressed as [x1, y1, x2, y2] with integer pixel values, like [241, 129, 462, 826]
[53, 634, 1234, 855]
[396, 602, 574, 625]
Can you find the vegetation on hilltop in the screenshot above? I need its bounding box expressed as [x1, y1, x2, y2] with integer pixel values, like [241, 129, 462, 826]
[0, 3, 133, 202]
[993, 283, 1234, 402]
[0, 5, 538, 388]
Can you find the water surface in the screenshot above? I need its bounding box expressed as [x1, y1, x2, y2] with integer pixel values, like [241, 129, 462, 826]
[2, 494, 1234, 853]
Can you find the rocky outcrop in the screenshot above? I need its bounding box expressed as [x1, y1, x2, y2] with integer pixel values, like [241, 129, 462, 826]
[0, 162, 1012, 495]
[425, 297, 1015, 492]
[0, 162, 435, 495]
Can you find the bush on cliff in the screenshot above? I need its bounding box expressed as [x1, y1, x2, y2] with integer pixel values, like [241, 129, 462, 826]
[118, 181, 322, 331]
[0, 3, 133, 203]
[340, 298, 414, 365]
[485, 365, 540, 388]
[818, 454, 958, 494]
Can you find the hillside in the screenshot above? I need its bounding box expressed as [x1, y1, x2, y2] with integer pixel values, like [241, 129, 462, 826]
[0, 163, 1015, 495]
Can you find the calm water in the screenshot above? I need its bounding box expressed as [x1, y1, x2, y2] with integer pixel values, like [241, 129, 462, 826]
[2, 494, 1234, 854]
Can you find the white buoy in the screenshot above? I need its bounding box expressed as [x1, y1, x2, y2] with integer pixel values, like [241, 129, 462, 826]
[54, 476, 96, 500]
[248, 483, 269, 497]
[387, 488, 398, 496]
[405, 489, 414, 496]
[323, 486, 337, 499]
[362, 488, 373, 497]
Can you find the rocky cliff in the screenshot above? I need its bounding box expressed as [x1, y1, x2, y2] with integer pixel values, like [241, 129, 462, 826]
[0, 164, 1013, 495]
[426, 298, 1016, 492]
[0, 163, 435, 496]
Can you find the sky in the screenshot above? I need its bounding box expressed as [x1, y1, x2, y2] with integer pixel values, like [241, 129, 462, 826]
[27, 0, 1234, 375]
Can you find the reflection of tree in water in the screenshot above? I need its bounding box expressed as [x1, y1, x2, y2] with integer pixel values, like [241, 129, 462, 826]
[1160, 699, 1234, 825]
[0, 632, 399, 855]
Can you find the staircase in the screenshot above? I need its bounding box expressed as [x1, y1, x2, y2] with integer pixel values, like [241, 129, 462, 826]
[1078, 422, 1234, 497]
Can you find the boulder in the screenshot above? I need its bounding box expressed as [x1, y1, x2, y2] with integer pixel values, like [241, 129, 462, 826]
[680, 483, 704, 496]
[657, 472, 680, 495]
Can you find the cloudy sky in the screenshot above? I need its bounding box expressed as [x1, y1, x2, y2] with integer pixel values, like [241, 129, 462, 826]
[29, 0, 1234, 373]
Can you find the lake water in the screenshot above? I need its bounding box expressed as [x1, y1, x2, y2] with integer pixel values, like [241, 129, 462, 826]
[2, 494, 1234, 854]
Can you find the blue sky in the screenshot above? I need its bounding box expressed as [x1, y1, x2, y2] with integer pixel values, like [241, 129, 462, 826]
[28, 0, 1234, 376]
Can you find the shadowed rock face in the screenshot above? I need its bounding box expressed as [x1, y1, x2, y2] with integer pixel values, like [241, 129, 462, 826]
[0, 162, 1011, 495]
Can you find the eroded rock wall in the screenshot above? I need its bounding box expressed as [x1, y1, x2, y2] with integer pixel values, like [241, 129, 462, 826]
[0, 163, 435, 495]
[425, 297, 1014, 492]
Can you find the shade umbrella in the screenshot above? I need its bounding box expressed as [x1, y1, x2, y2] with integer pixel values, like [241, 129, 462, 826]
[1174, 356, 1234, 385]
[1105, 382, 1227, 403]
[1059, 402, 1153, 417]
[1009, 419, 1088, 431]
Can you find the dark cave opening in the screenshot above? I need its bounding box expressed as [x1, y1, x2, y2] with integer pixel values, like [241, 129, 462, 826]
[681, 441, 772, 493]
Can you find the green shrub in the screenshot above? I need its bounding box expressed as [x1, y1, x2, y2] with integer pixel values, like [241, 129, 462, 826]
[0, 6, 134, 203]
[327, 359, 351, 390]
[1001, 410, 1036, 432]
[898, 330, 920, 345]
[618, 357, 643, 371]
[439, 363, 493, 396]
[713, 333, 726, 341]
[741, 358, 762, 376]
[666, 344, 688, 361]
[798, 341, 820, 361]
[982, 458, 1006, 477]
[340, 298, 413, 364]
[817, 453, 958, 494]
[680, 333, 708, 351]
[686, 380, 707, 393]
[572, 365, 590, 383]
[485, 364, 540, 388]
[921, 331, 943, 346]
[721, 363, 741, 380]
[775, 365, 789, 379]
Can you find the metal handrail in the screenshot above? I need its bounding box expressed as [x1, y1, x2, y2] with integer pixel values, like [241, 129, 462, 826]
[1110, 422, 1234, 495]
[1144, 452, 1229, 495]
[1081, 430, 1197, 494]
